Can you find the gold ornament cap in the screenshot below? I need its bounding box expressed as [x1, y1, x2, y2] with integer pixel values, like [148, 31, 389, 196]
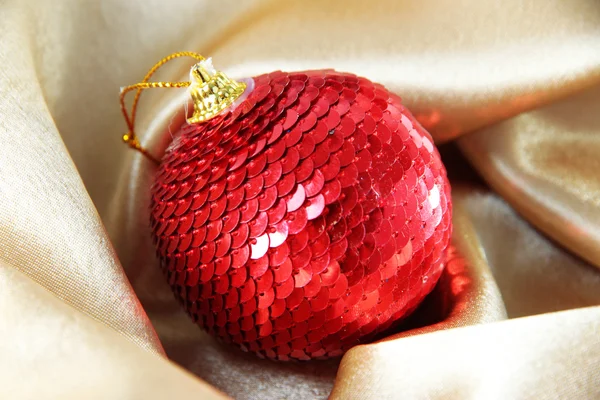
[187, 58, 247, 124]
[120, 52, 248, 164]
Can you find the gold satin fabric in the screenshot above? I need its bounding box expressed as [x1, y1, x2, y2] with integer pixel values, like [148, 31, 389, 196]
[1, 0, 599, 399]
[459, 86, 600, 269]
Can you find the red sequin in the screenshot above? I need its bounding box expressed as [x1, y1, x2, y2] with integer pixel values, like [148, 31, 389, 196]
[150, 70, 452, 361]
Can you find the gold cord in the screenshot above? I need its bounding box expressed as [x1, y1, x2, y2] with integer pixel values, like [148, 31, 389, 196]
[119, 52, 206, 163]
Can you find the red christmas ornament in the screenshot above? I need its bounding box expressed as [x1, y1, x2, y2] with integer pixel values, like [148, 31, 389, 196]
[122, 53, 452, 361]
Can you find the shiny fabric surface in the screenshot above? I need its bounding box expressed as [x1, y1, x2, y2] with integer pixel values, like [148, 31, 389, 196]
[459, 85, 600, 269]
[1, 0, 600, 399]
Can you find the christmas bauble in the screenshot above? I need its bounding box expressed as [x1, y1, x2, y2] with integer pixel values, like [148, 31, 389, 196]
[148, 61, 452, 360]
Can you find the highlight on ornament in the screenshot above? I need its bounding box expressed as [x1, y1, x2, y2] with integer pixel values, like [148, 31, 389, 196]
[120, 52, 452, 361]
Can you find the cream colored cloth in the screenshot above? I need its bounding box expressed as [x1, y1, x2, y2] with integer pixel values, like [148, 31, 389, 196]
[1, 0, 599, 399]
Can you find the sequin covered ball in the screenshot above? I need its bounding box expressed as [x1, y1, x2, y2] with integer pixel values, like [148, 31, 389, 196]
[150, 70, 452, 360]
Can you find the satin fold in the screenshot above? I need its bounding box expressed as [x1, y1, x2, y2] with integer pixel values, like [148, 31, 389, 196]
[0, 2, 162, 354]
[0, 265, 226, 400]
[331, 306, 600, 400]
[0, 0, 599, 398]
[459, 85, 600, 269]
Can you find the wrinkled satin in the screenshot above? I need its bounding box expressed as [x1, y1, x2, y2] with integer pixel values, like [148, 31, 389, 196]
[459, 85, 600, 269]
[0, 265, 226, 400]
[1, 0, 599, 399]
[331, 306, 600, 399]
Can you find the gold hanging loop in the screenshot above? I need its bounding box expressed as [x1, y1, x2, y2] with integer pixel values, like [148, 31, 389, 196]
[119, 52, 206, 163]
[120, 51, 247, 163]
